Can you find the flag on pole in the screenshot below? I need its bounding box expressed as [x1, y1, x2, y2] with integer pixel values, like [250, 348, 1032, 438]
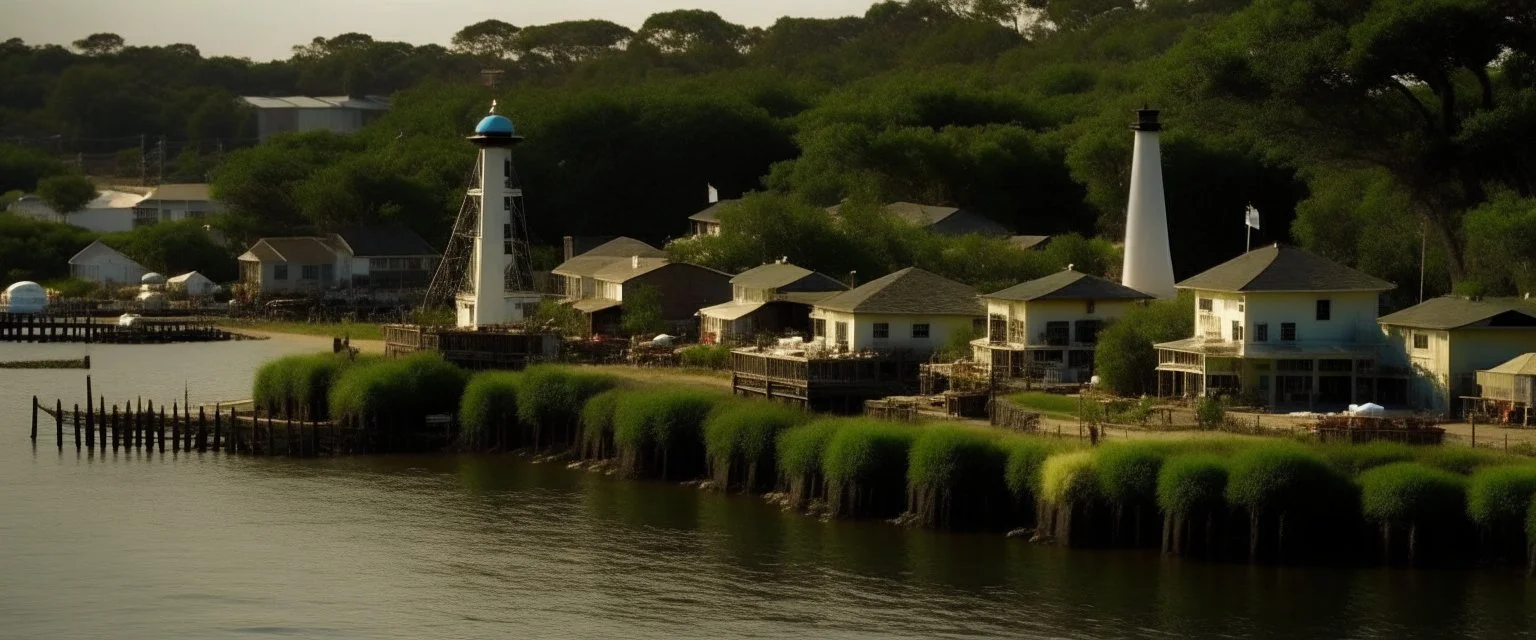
[707, 184, 719, 204]
[1244, 204, 1261, 230]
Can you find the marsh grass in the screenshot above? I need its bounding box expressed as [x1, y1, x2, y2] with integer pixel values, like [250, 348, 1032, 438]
[821, 419, 916, 519]
[776, 419, 842, 510]
[1466, 465, 1536, 560]
[579, 388, 625, 460]
[252, 352, 367, 420]
[1416, 446, 1512, 475]
[907, 426, 1008, 530]
[1038, 450, 1106, 544]
[1156, 453, 1229, 555]
[328, 353, 468, 450]
[516, 365, 619, 451]
[457, 372, 521, 450]
[1358, 462, 1467, 564]
[703, 400, 807, 493]
[1002, 436, 1071, 524]
[612, 388, 723, 480]
[1320, 441, 1416, 476]
[1095, 442, 1179, 547]
[1224, 442, 1356, 562]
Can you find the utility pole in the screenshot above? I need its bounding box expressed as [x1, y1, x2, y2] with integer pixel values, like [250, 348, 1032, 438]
[157, 136, 166, 184]
[140, 134, 147, 184]
[1418, 222, 1427, 303]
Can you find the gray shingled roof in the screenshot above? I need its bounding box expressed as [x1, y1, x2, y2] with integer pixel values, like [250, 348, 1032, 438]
[1176, 244, 1395, 293]
[985, 269, 1152, 302]
[579, 237, 666, 259]
[1377, 296, 1536, 330]
[553, 237, 668, 278]
[827, 202, 1011, 236]
[242, 237, 339, 264]
[334, 226, 439, 257]
[731, 263, 811, 288]
[688, 200, 737, 223]
[814, 267, 981, 315]
[1010, 235, 1051, 250]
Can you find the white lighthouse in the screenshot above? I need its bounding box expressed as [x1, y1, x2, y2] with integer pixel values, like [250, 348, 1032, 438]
[455, 103, 542, 328]
[1120, 108, 1176, 300]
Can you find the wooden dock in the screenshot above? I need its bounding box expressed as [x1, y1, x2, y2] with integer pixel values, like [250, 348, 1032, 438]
[729, 347, 917, 413]
[0, 313, 231, 344]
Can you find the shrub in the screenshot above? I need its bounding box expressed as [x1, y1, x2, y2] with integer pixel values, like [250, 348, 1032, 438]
[1320, 442, 1416, 476]
[703, 400, 807, 492]
[1156, 453, 1230, 555]
[1095, 441, 1176, 545]
[678, 344, 732, 369]
[776, 419, 842, 508]
[252, 352, 359, 420]
[458, 372, 521, 450]
[1002, 435, 1067, 506]
[612, 388, 723, 479]
[821, 419, 916, 519]
[1359, 462, 1467, 528]
[329, 353, 468, 449]
[1195, 396, 1225, 428]
[1416, 447, 1511, 475]
[1466, 466, 1536, 530]
[1040, 450, 1102, 507]
[516, 365, 618, 450]
[579, 388, 625, 460]
[907, 425, 1008, 529]
[1225, 442, 1357, 561]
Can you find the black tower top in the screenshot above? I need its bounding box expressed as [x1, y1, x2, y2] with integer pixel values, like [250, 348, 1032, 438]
[1131, 108, 1161, 132]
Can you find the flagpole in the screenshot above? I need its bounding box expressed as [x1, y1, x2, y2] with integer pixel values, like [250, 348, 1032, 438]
[1246, 224, 1251, 253]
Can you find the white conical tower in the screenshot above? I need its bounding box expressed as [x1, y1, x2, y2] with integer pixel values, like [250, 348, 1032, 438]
[1120, 108, 1176, 299]
[454, 101, 542, 328]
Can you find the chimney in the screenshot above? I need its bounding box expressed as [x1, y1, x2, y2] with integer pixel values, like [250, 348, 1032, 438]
[1120, 107, 1177, 299]
[631, 255, 639, 269]
[563, 236, 575, 261]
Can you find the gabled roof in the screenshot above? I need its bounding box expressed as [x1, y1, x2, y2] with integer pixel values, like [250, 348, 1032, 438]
[1377, 296, 1536, 330]
[729, 262, 848, 292]
[332, 226, 439, 258]
[141, 183, 212, 202]
[1177, 244, 1395, 293]
[594, 257, 671, 283]
[579, 236, 665, 259]
[553, 237, 668, 278]
[814, 267, 981, 315]
[829, 201, 1011, 236]
[238, 237, 339, 264]
[1484, 353, 1536, 376]
[167, 271, 212, 285]
[67, 240, 146, 269]
[240, 96, 391, 110]
[688, 200, 737, 224]
[1010, 235, 1051, 251]
[985, 269, 1152, 302]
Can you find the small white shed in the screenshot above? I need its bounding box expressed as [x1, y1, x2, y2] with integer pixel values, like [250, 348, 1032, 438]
[167, 271, 217, 296]
[68, 240, 148, 286]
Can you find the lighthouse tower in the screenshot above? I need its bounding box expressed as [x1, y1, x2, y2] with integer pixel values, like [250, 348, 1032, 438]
[454, 102, 542, 328]
[1120, 108, 1177, 300]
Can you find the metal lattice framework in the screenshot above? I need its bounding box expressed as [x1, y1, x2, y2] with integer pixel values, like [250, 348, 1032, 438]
[504, 159, 536, 293]
[423, 164, 480, 311]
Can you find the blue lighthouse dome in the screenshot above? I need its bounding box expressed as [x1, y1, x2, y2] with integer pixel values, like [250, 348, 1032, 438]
[475, 114, 514, 135]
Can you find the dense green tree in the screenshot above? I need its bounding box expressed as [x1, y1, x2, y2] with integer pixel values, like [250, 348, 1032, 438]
[71, 33, 124, 56]
[511, 20, 634, 65]
[621, 284, 667, 336]
[451, 19, 521, 58]
[101, 219, 237, 282]
[35, 174, 97, 214]
[0, 144, 66, 193]
[0, 213, 96, 282]
[1094, 292, 1193, 396]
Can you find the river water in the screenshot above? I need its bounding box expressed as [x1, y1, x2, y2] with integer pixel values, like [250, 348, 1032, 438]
[1, 338, 1532, 639]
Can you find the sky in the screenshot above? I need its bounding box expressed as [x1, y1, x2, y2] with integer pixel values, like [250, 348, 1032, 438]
[0, 0, 877, 61]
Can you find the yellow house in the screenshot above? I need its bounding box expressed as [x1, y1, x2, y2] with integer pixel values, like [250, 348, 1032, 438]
[809, 267, 983, 358]
[1377, 296, 1536, 415]
[972, 268, 1151, 382]
[1154, 244, 1395, 409]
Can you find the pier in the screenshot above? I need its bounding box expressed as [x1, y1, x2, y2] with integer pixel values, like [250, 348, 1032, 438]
[0, 313, 231, 344]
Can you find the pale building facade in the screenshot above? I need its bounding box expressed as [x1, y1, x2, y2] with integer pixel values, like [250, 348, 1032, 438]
[972, 269, 1150, 382]
[698, 262, 845, 344]
[808, 267, 983, 358]
[67, 240, 148, 286]
[1377, 296, 1536, 415]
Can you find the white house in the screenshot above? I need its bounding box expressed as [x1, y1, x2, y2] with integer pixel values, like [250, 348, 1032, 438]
[1377, 296, 1536, 415]
[132, 184, 221, 227]
[972, 268, 1151, 382]
[552, 236, 669, 300]
[9, 190, 147, 233]
[1154, 244, 1396, 409]
[328, 226, 440, 290]
[240, 96, 391, 141]
[699, 261, 846, 344]
[167, 271, 217, 297]
[237, 237, 347, 295]
[809, 267, 983, 357]
[68, 240, 148, 287]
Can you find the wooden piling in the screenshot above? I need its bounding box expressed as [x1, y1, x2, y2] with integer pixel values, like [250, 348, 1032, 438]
[31, 395, 37, 441]
[99, 395, 107, 452]
[198, 407, 207, 452]
[285, 415, 294, 456]
[145, 400, 154, 452]
[266, 411, 275, 456]
[158, 406, 166, 453]
[85, 375, 94, 446]
[213, 405, 222, 452]
[55, 399, 62, 450]
[112, 404, 120, 451]
[73, 403, 81, 450]
[172, 403, 181, 452]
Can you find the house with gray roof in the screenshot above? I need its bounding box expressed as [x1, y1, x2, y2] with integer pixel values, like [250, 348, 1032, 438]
[550, 237, 728, 336]
[1377, 296, 1536, 415]
[1154, 244, 1400, 409]
[237, 237, 346, 296]
[240, 95, 391, 141]
[698, 261, 847, 344]
[330, 226, 440, 290]
[828, 201, 1012, 237]
[972, 268, 1151, 382]
[132, 183, 222, 227]
[688, 199, 737, 237]
[809, 267, 983, 357]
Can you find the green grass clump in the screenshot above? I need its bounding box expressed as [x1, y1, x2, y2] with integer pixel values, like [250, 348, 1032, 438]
[1002, 436, 1070, 505]
[252, 352, 364, 420]
[1156, 454, 1230, 516]
[1466, 466, 1536, 530]
[1040, 450, 1103, 507]
[1096, 441, 1176, 507]
[776, 419, 843, 508]
[1415, 447, 1512, 475]
[678, 344, 732, 369]
[1004, 392, 1081, 417]
[821, 419, 916, 519]
[703, 400, 807, 492]
[329, 353, 468, 448]
[907, 425, 1008, 529]
[1225, 441, 1357, 560]
[1319, 441, 1416, 476]
[457, 371, 521, 450]
[1358, 462, 1467, 562]
[611, 388, 723, 480]
[515, 365, 619, 450]
[579, 388, 625, 460]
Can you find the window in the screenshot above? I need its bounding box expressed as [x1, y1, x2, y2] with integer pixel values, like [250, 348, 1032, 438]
[1074, 320, 1102, 345]
[813, 318, 826, 338]
[1254, 323, 1268, 342]
[320, 264, 334, 282]
[834, 321, 849, 347]
[1032, 349, 1064, 363]
[1413, 333, 1429, 349]
[301, 265, 319, 280]
[989, 314, 1007, 343]
[1044, 321, 1069, 346]
[504, 241, 513, 255]
[503, 223, 512, 239]
[912, 323, 930, 339]
[1281, 322, 1296, 341]
[1316, 299, 1331, 321]
[503, 196, 513, 211]
[1198, 298, 1213, 312]
[1231, 320, 1244, 341]
[873, 322, 890, 339]
[972, 317, 986, 335]
[273, 264, 288, 281]
[503, 158, 512, 177]
[1086, 299, 1096, 314]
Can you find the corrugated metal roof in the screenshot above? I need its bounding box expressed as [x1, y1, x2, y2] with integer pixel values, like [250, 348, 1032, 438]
[1484, 353, 1536, 376]
[985, 269, 1151, 302]
[142, 183, 211, 202]
[699, 300, 766, 321]
[815, 267, 981, 315]
[1176, 244, 1395, 293]
[239, 96, 391, 110]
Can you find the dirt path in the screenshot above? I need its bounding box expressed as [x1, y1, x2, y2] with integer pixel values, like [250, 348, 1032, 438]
[585, 364, 731, 391]
[225, 328, 386, 354]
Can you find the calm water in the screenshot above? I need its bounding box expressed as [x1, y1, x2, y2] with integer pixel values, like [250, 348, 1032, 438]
[1, 339, 1532, 639]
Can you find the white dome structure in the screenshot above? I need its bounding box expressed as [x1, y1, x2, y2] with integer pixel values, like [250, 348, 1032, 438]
[141, 272, 166, 285]
[4, 281, 48, 313]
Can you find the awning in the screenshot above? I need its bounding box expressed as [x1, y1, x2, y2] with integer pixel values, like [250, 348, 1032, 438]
[571, 298, 622, 313]
[699, 300, 765, 321]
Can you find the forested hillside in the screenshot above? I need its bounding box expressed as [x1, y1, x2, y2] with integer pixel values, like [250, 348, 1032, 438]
[3, 0, 1534, 307]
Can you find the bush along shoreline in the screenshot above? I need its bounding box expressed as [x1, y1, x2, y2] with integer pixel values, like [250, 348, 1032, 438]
[255, 353, 1536, 571]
